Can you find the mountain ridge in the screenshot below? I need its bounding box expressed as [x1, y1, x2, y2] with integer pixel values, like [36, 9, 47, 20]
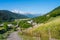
[0, 10, 28, 22]
[32, 6, 60, 23]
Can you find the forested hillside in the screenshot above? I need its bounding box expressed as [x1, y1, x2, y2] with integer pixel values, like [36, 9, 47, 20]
[0, 10, 28, 22]
[33, 6, 60, 23]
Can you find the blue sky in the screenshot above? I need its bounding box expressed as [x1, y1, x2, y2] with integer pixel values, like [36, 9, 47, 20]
[0, 0, 60, 14]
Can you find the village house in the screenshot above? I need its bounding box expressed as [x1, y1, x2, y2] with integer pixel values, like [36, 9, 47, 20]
[27, 20, 37, 26]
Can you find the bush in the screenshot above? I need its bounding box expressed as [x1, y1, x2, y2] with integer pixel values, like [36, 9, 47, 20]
[19, 20, 32, 28]
[3, 23, 8, 31]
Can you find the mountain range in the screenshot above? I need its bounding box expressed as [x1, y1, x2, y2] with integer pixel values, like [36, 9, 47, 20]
[23, 13, 41, 18]
[0, 10, 28, 22]
[0, 10, 41, 22]
[1, 6, 59, 22]
[12, 10, 41, 18]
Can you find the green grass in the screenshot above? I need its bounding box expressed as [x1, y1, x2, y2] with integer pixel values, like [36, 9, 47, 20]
[18, 32, 41, 40]
[0, 26, 14, 40]
[0, 27, 4, 30]
[33, 6, 60, 23]
[33, 16, 60, 40]
[20, 16, 60, 40]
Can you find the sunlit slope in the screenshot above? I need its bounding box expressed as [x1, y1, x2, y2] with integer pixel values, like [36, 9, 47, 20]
[25, 16, 60, 39]
[33, 6, 60, 23]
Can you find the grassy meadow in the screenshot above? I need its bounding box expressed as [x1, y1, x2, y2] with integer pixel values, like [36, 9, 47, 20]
[19, 16, 60, 40]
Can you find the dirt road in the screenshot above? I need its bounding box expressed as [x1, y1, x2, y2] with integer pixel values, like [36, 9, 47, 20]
[7, 31, 22, 40]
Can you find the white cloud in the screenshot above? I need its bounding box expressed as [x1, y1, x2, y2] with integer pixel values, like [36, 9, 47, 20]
[11, 9, 32, 14]
[11, 9, 20, 13]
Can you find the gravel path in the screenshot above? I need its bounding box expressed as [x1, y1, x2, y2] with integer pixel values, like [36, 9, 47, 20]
[7, 31, 22, 40]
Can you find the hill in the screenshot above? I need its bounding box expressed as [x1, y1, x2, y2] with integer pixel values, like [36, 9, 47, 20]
[0, 10, 28, 22]
[23, 16, 60, 40]
[21, 6, 60, 40]
[33, 6, 60, 23]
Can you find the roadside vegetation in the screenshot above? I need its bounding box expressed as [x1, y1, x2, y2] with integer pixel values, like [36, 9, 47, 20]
[18, 20, 32, 28]
[0, 21, 17, 40]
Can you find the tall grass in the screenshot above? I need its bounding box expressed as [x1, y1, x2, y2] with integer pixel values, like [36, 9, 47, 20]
[33, 17, 60, 40]
[21, 16, 60, 40]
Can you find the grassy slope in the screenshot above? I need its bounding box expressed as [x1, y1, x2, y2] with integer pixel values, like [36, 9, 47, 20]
[34, 16, 60, 37]
[18, 6, 60, 40]
[22, 16, 60, 40]
[33, 6, 60, 23]
[0, 27, 4, 30]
